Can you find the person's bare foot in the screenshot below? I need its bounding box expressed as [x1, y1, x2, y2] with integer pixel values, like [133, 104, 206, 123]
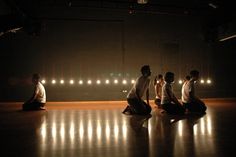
[40, 106, 46, 110]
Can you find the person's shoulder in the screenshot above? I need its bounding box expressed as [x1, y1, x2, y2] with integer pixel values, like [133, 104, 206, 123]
[38, 82, 45, 88]
[184, 80, 191, 85]
[163, 82, 170, 87]
[137, 75, 147, 82]
[140, 75, 146, 79]
[189, 80, 195, 86]
[38, 82, 43, 86]
[157, 82, 162, 86]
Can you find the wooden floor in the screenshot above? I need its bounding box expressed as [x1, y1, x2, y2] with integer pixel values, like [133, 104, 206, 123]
[0, 98, 236, 157]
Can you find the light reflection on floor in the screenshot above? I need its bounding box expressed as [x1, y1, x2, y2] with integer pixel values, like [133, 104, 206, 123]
[38, 109, 215, 157]
[1, 100, 236, 157]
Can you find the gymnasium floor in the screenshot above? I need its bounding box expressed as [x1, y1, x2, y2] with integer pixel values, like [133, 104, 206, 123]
[0, 98, 236, 157]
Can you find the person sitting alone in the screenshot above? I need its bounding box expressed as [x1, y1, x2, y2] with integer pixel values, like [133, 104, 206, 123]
[181, 70, 207, 113]
[22, 73, 46, 111]
[122, 65, 152, 115]
[161, 72, 185, 115]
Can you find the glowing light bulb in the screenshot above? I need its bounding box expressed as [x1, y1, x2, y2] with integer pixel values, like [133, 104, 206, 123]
[207, 79, 211, 84]
[105, 79, 110, 84]
[52, 79, 56, 84]
[79, 80, 83, 85]
[122, 90, 128, 93]
[200, 79, 205, 84]
[41, 79, 46, 84]
[60, 80, 64, 84]
[114, 79, 118, 84]
[96, 80, 101, 84]
[122, 80, 127, 85]
[70, 80, 74, 84]
[178, 80, 183, 84]
[137, 0, 148, 4]
[87, 80, 92, 85]
[131, 79, 135, 84]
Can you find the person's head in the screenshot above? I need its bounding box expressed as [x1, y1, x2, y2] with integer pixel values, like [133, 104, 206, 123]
[164, 72, 174, 83]
[190, 70, 199, 81]
[32, 73, 40, 84]
[185, 75, 190, 81]
[153, 75, 158, 85]
[141, 65, 151, 77]
[158, 74, 163, 81]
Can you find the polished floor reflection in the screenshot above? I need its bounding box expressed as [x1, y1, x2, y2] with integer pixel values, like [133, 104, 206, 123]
[0, 99, 236, 157]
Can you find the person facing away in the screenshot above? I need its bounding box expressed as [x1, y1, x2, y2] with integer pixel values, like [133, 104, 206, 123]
[154, 74, 164, 108]
[122, 65, 152, 115]
[22, 73, 46, 111]
[181, 70, 207, 113]
[161, 72, 185, 115]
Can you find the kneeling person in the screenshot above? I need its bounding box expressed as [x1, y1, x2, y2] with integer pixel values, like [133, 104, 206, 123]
[22, 73, 46, 111]
[182, 70, 207, 113]
[161, 72, 185, 115]
[123, 65, 152, 115]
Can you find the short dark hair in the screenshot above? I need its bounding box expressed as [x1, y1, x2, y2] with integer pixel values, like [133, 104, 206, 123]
[32, 73, 40, 80]
[158, 74, 163, 79]
[185, 75, 190, 80]
[164, 72, 174, 82]
[190, 70, 199, 77]
[141, 65, 150, 75]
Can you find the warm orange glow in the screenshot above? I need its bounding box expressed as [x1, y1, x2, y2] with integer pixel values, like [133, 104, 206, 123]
[122, 80, 127, 85]
[60, 80, 64, 84]
[200, 79, 205, 84]
[178, 80, 183, 84]
[52, 79, 56, 84]
[131, 79, 135, 84]
[207, 79, 211, 84]
[70, 80, 74, 84]
[87, 80, 92, 85]
[114, 79, 118, 84]
[96, 80, 101, 84]
[41, 79, 46, 84]
[105, 79, 110, 84]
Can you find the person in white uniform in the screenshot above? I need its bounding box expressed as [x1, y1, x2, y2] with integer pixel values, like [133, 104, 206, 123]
[161, 72, 185, 115]
[181, 75, 190, 102]
[122, 65, 152, 115]
[154, 74, 164, 108]
[22, 73, 46, 111]
[181, 70, 207, 113]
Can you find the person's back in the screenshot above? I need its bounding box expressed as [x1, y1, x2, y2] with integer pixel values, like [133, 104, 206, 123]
[127, 75, 150, 99]
[123, 65, 152, 115]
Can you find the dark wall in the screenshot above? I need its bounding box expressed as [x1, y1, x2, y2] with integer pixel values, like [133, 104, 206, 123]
[212, 38, 236, 98]
[1, 1, 230, 101]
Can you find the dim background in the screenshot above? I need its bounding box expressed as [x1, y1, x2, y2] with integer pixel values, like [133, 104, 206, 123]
[0, 0, 235, 101]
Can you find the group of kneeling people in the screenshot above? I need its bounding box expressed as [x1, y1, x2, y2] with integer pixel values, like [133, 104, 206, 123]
[22, 65, 206, 115]
[123, 65, 207, 115]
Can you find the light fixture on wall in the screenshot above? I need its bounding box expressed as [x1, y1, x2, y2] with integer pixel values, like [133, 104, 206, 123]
[137, 0, 148, 4]
[208, 3, 218, 9]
